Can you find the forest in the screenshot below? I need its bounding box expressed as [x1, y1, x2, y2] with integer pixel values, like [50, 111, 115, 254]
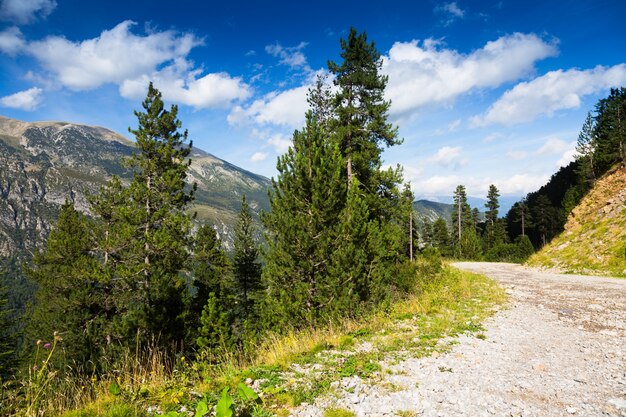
[0, 25, 625, 416]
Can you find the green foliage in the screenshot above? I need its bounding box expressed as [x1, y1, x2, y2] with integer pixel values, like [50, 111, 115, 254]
[196, 292, 233, 356]
[324, 408, 356, 417]
[27, 202, 107, 369]
[455, 227, 483, 260]
[233, 196, 262, 328]
[451, 185, 472, 244]
[0, 277, 15, 377]
[432, 217, 450, 256]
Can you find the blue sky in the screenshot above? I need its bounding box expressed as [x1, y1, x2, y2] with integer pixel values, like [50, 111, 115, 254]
[1, 0, 625, 200]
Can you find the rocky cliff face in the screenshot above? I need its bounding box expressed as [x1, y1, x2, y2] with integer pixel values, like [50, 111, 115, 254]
[0, 116, 271, 256]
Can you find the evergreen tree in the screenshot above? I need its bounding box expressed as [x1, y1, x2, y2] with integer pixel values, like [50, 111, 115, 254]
[328, 27, 402, 190]
[190, 225, 232, 344]
[576, 112, 597, 182]
[451, 185, 472, 244]
[456, 227, 483, 260]
[96, 83, 194, 351]
[532, 195, 557, 247]
[233, 196, 262, 325]
[484, 185, 503, 250]
[511, 198, 532, 237]
[594, 87, 626, 171]
[27, 203, 106, 369]
[196, 292, 233, 358]
[262, 111, 348, 327]
[432, 217, 450, 256]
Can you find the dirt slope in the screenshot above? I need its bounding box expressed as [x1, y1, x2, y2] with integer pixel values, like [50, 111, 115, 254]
[528, 166, 626, 277]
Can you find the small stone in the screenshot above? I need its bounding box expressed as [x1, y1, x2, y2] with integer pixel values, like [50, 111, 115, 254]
[566, 407, 577, 414]
[608, 398, 626, 410]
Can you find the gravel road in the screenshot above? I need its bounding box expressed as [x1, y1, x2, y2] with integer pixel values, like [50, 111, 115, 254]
[293, 262, 626, 417]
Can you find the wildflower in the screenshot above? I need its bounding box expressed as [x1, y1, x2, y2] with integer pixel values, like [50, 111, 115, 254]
[43, 343, 51, 349]
[180, 356, 185, 362]
[33, 365, 38, 370]
[36, 340, 42, 345]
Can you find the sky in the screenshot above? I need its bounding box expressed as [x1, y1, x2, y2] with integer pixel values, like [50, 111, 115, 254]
[0, 0, 625, 201]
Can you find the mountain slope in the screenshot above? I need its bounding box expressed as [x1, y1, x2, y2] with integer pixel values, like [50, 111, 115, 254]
[413, 199, 453, 224]
[0, 115, 270, 255]
[527, 165, 626, 277]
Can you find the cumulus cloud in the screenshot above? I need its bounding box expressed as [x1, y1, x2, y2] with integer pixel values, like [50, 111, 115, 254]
[557, 148, 577, 167]
[3, 21, 250, 108]
[228, 84, 309, 128]
[536, 137, 572, 155]
[120, 59, 250, 109]
[471, 64, 626, 126]
[0, 0, 56, 24]
[506, 150, 528, 160]
[250, 152, 268, 162]
[431, 146, 462, 167]
[268, 133, 292, 153]
[265, 41, 311, 71]
[0, 26, 25, 54]
[0, 86, 42, 110]
[382, 33, 557, 120]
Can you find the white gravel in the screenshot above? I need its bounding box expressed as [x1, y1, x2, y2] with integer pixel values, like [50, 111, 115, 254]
[291, 262, 626, 417]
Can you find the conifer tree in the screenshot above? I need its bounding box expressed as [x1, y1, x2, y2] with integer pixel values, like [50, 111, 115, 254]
[196, 292, 233, 358]
[432, 217, 450, 256]
[594, 87, 626, 170]
[233, 196, 262, 324]
[262, 111, 347, 327]
[27, 203, 106, 368]
[451, 185, 472, 244]
[576, 112, 597, 182]
[532, 194, 557, 247]
[456, 227, 483, 260]
[100, 83, 194, 350]
[190, 225, 232, 342]
[484, 185, 504, 250]
[328, 27, 401, 187]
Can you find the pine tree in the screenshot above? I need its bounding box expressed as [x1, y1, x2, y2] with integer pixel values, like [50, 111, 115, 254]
[484, 185, 503, 250]
[328, 27, 402, 203]
[451, 185, 472, 244]
[532, 195, 556, 247]
[432, 217, 450, 256]
[190, 225, 232, 344]
[262, 111, 348, 327]
[594, 87, 626, 171]
[512, 198, 532, 237]
[233, 196, 262, 325]
[196, 292, 233, 358]
[27, 203, 106, 369]
[98, 83, 194, 350]
[576, 112, 597, 182]
[456, 227, 483, 260]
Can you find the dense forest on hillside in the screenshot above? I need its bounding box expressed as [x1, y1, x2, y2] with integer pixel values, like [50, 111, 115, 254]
[0, 28, 428, 415]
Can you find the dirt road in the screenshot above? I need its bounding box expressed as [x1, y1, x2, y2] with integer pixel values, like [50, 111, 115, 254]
[294, 262, 626, 417]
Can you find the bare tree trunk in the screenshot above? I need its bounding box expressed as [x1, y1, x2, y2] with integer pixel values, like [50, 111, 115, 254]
[409, 211, 413, 262]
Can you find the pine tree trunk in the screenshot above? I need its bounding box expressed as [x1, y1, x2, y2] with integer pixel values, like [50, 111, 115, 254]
[409, 212, 413, 262]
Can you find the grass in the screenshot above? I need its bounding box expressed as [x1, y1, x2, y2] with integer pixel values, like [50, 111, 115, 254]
[4, 265, 505, 416]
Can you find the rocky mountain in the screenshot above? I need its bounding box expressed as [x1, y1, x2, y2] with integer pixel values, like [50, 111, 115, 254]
[527, 165, 626, 277]
[413, 199, 453, 224]
[0, 115, 271, 256]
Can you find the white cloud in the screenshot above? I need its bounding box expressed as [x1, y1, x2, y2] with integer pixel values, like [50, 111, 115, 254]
[27, 21, 201, 90]
[120, 59, 250, 109]
[250, 152, 268, 162]
[471, 64, 626, 126]
[0, 86, 42, 110]
[228, 84, 309, 128]
[265, 42, 310, 71]
[431, 146, 462, 166]
[268, 133, 292, 153]
[383, 33, 557, 120]
[0, 26, 25, 54]
[0, 0, 56, 24]
[483, 132, 504, 143]
[536, 137, 572, 155]
[506, 150, 528, 160]
[557, 149, 577, 167]
[3, 21, 250, 108]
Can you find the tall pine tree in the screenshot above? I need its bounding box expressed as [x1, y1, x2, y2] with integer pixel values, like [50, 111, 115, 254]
[451, 185, 472, 244]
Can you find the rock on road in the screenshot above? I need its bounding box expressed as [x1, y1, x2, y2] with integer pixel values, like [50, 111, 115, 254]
[294, 262, 626, 417]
